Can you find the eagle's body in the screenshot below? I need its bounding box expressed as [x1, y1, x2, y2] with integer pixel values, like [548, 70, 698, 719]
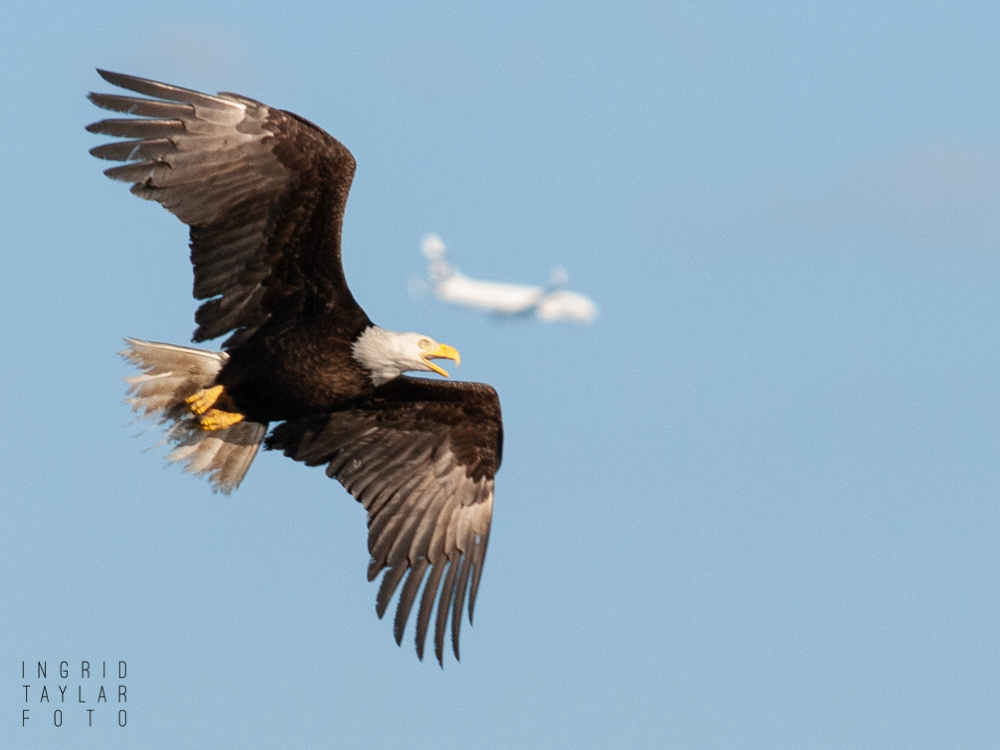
[218, 311, 372, 420]
[88, 70, 502, 664]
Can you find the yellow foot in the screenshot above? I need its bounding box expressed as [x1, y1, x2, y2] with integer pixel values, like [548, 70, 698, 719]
[186, 385, 225, 415]
[197, 408, 245, 431]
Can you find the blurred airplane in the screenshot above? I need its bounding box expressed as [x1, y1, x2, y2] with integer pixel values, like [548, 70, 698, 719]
[412, 234, 598, 324]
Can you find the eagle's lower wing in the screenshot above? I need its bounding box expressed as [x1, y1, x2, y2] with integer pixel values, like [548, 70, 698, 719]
[268, 378, 503, 664]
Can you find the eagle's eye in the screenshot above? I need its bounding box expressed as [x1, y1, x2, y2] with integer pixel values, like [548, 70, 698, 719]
[418, 338, 431, 349]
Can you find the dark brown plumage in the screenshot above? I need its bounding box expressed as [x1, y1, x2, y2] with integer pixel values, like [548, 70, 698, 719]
[88, 70, 502, 664]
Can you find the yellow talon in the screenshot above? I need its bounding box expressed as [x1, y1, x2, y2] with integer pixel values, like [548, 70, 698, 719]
[197, 409, 245, 431]
[186, 385, 225, 415]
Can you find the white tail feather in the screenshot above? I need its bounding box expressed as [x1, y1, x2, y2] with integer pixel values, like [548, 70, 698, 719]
[120, 337, 266, 493]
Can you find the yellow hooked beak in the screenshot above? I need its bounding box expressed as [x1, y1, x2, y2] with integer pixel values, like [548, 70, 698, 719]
[422, 343, 461, 378]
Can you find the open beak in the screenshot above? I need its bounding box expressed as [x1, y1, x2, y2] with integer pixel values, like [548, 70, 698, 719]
[422, 343, 461, 378]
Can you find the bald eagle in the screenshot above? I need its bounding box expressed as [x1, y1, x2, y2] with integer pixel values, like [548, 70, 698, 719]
[87, 70, 502, 665]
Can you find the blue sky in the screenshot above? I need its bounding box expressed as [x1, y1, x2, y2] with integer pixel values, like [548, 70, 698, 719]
[3, 1, 999, 748]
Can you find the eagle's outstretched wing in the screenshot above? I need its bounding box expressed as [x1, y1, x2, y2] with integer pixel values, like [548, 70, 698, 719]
[88, 69, 367, 347]
[268, 377, 503, 664]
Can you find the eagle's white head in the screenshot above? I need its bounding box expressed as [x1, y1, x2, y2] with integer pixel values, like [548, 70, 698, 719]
[352, 326, 461, 386]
